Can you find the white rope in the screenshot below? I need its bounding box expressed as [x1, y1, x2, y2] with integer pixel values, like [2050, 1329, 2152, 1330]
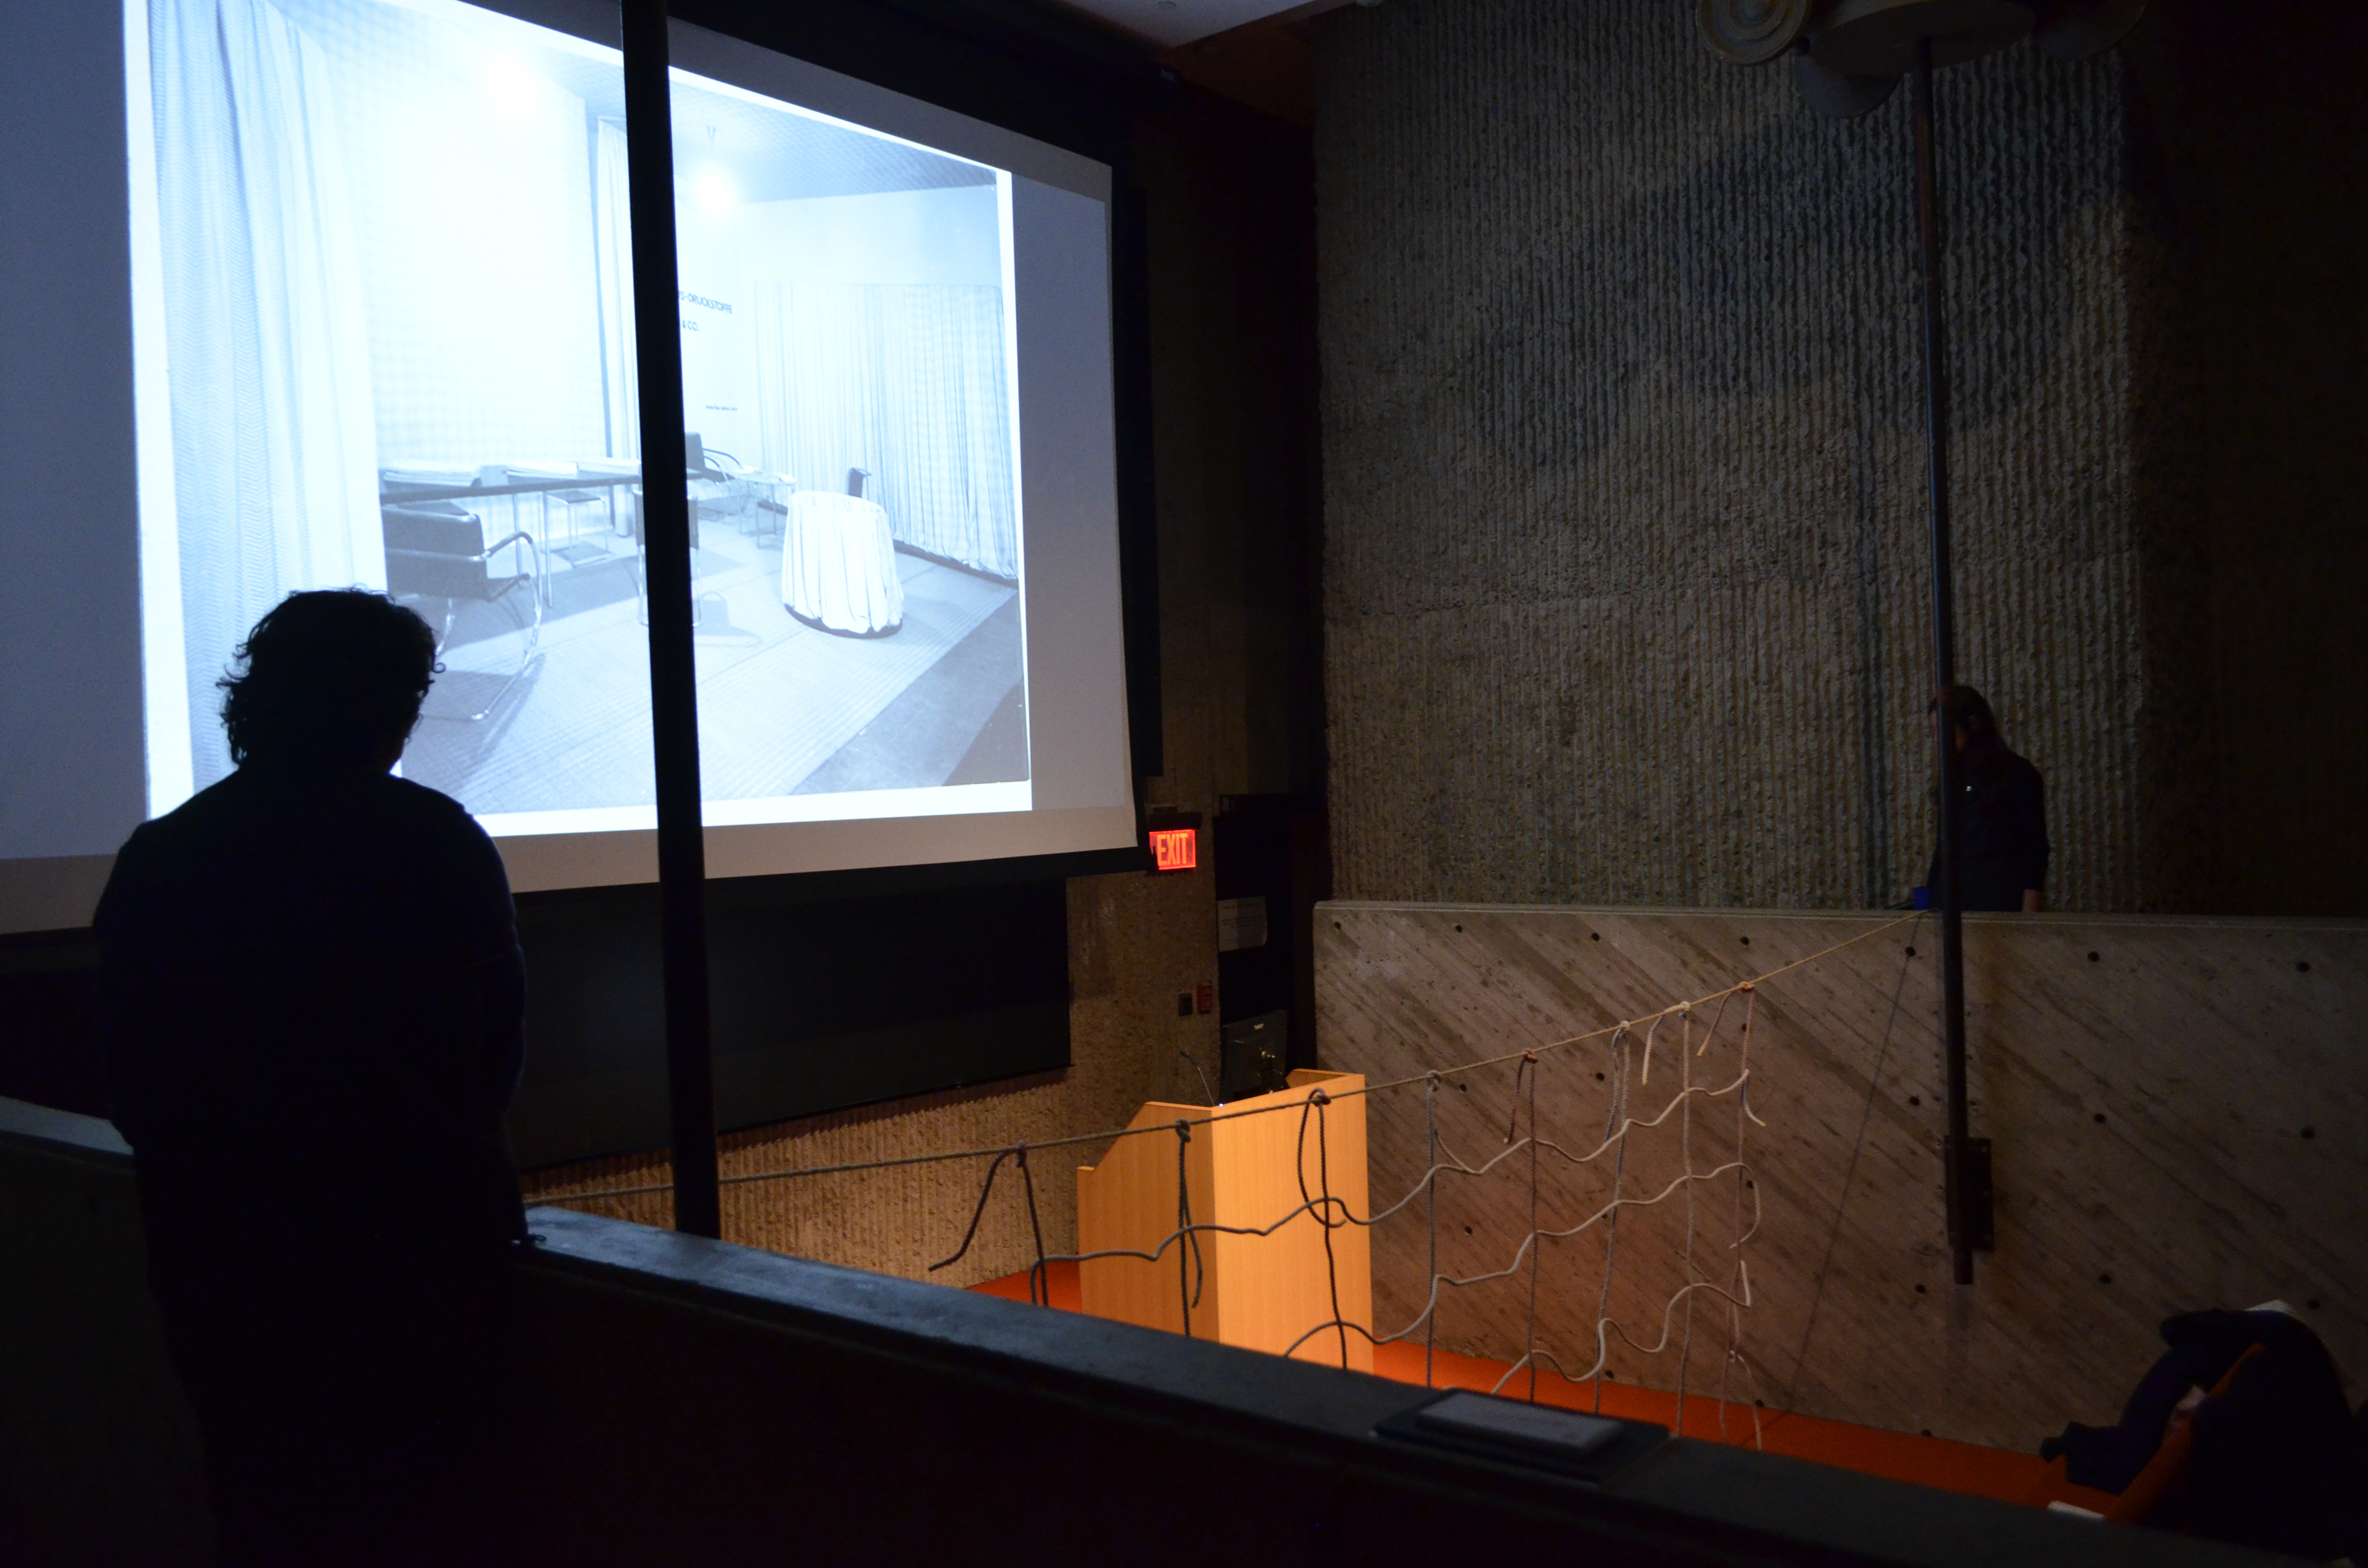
[529, 922, 1918, 1448]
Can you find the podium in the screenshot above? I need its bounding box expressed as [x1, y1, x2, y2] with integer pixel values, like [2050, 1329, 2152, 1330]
[1076, 1070, 1372, 1371]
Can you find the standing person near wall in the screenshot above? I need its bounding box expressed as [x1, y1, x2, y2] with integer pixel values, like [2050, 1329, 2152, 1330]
[95, 590, 528, 1567]
[1927, 685, 2050, 913]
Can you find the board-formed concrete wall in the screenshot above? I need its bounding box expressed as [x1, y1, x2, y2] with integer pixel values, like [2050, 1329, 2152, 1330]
[1314, 901, 2366, 1449]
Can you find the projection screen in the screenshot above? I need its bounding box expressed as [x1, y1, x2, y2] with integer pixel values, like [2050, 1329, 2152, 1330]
[0, 0, 1136, 933]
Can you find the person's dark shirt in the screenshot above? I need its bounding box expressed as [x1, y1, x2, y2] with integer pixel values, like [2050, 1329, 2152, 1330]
[95, 761, 526, 1301]
[1928, 754, 2050, 913]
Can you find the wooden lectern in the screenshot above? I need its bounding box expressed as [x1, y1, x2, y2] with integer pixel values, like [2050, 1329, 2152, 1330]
[1076, 1070, 1372, 1371]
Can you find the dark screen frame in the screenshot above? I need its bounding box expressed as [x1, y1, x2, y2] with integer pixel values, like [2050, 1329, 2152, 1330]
[506, 0, 1170, 1167]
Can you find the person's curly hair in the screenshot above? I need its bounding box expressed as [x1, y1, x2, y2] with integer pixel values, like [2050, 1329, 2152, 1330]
[218, 590, 440, 766]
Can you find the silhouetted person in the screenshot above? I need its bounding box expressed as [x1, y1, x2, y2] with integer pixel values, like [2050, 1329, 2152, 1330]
[1925, 685, 2049, 913]
[96, 589, 526, 1567]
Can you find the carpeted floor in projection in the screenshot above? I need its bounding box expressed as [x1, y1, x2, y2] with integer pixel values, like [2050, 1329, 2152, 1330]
[971, 1262, 2118, 1515]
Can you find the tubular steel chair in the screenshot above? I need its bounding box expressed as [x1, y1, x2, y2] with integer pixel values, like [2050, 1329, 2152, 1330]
[547, 487, 609, 562]
[383, 501, 542, 722]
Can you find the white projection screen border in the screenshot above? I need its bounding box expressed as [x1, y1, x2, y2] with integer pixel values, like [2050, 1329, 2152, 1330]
[0, 0, 1134, 932]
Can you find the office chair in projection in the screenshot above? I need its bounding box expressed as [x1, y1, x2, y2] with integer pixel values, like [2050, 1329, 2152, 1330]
[547, 487, 609, 562]
[382, 502, 542, 721]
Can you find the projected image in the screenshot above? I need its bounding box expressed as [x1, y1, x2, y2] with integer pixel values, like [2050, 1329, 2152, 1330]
[133, 0, 1030, 834]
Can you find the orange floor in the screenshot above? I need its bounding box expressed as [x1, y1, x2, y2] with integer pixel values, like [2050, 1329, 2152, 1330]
[972, 1262, 2116, 1514]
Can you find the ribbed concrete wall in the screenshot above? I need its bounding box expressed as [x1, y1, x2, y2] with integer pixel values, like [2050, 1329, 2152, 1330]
[1316, 0, 2146, 910]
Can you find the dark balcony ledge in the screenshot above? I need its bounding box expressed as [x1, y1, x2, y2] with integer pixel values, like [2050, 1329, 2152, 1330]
[0, 1096, 130, 1160]
[0, 1097, 2282, 1568]
[527, 1204, 1426, 1437]
[521, 1204, 2276, 1568]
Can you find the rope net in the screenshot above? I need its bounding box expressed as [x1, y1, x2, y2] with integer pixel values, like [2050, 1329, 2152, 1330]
[537, 914, 1916, 1440]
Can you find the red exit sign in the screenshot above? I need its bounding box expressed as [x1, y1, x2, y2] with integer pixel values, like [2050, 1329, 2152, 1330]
[1148, 827, 1198, 872]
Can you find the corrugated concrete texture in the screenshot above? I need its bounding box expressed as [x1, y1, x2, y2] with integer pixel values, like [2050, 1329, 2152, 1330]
[1316, 900, 2368, 1449]
[1315, 0, 2149, 911]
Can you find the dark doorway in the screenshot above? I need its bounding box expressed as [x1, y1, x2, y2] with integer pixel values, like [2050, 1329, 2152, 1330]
[1214, 793, 1330, 1081]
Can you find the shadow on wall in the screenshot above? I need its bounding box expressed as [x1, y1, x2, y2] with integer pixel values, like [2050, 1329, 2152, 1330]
[1315, 903, 2368, 1453]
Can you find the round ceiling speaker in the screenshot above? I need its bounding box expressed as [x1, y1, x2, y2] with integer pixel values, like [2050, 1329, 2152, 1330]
[1808, 0, 2037, 77]
[1792, 48, 1902, 117]
[2030, 0, 2148, 58]
[1699, 0, 1813, 65]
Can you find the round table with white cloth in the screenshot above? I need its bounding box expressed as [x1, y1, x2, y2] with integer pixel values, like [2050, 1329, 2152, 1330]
[781, 492, 905, 636]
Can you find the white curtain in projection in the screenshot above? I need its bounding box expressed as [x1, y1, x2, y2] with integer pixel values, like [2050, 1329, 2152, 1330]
[329, 13, 602, 468]
[595, 121, 639, 462]
[753, 283, 1020, 581]
[149, 0, 382, 789]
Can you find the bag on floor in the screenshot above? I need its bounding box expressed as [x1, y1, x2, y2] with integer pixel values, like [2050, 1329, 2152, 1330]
[2044, 1307, 2366, 1560]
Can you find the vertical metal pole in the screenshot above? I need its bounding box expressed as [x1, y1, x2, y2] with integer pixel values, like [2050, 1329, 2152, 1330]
[621, 0, 721, 1239]
[1912, 39, 1973, 1286]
